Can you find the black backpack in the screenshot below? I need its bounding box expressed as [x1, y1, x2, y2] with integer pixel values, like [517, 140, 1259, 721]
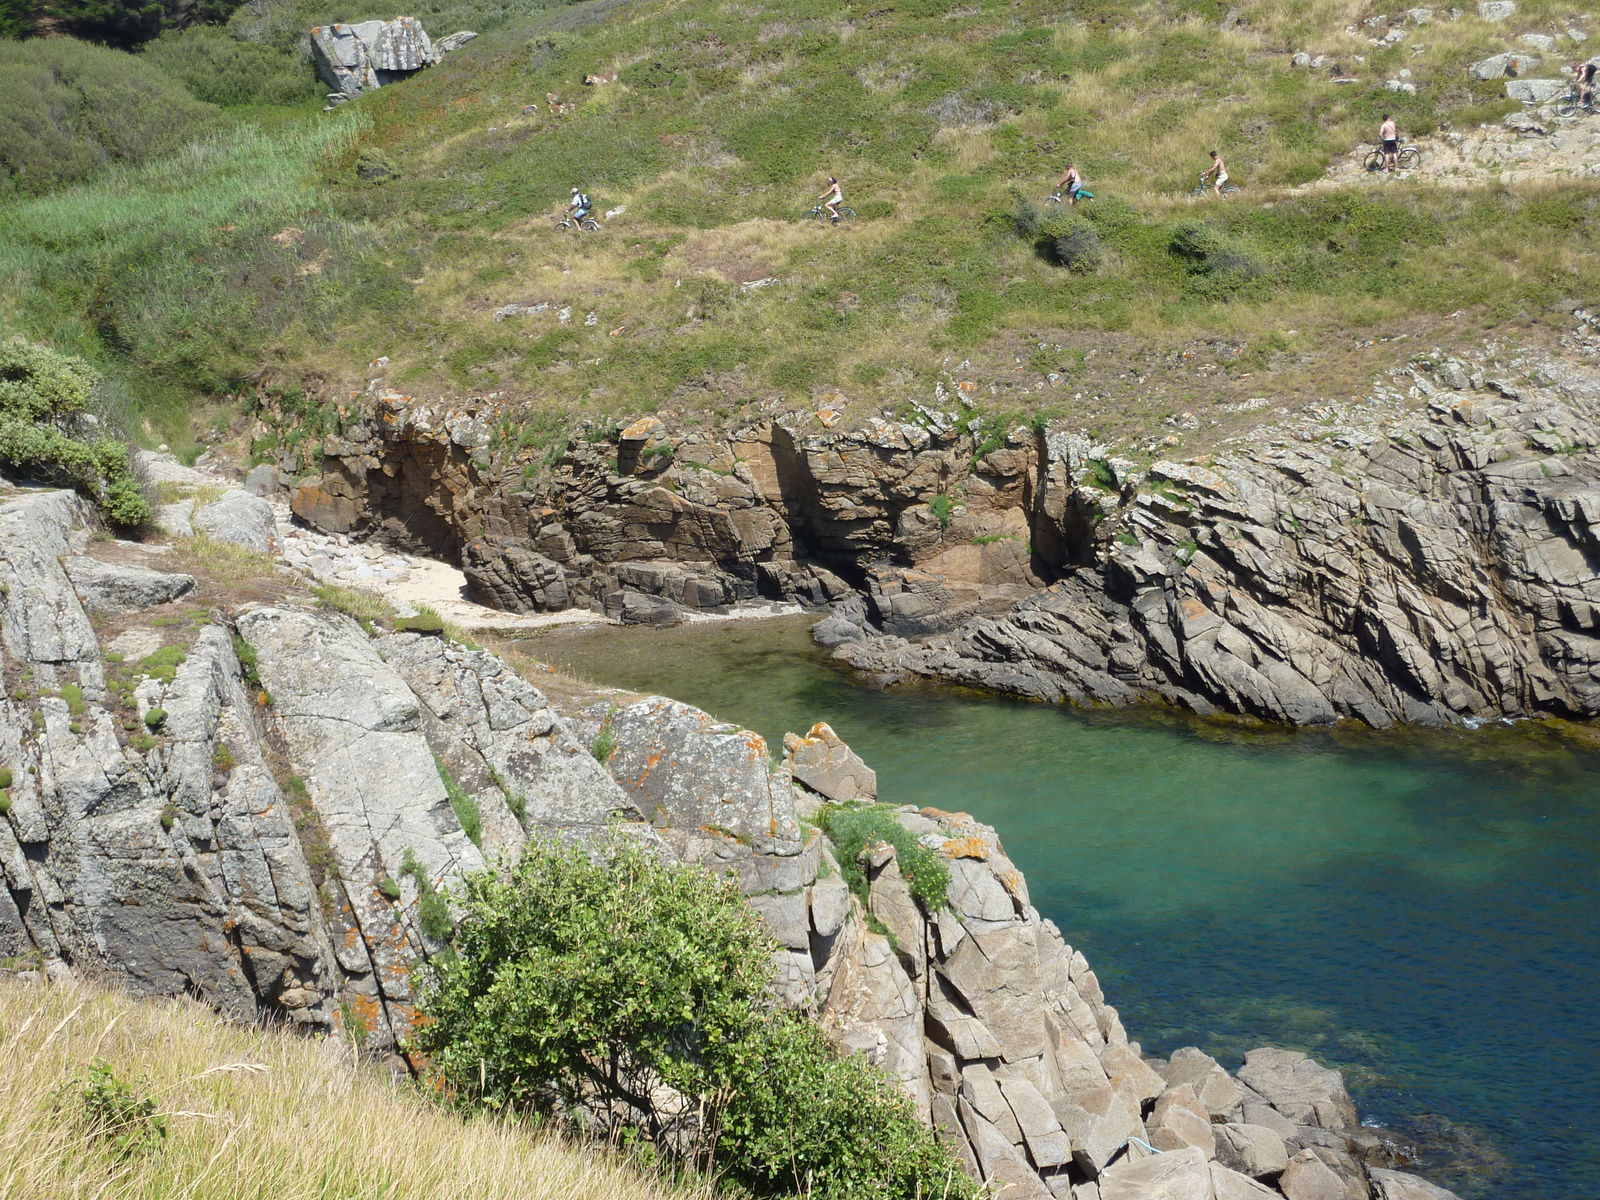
[575, 192, 591, 208]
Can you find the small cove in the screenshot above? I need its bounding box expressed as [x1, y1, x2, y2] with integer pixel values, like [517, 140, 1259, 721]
[524, 615, 1600, 1200]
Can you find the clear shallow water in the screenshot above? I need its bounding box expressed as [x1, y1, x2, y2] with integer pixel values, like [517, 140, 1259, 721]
[525, 616, 1600, 1200]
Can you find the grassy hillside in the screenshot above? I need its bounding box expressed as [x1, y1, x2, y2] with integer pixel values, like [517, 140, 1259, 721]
[2, 0, 1598, 458]
[0, 976, 707, 1200]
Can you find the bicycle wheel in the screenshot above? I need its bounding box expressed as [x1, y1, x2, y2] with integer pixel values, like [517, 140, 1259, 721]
[837, 207, 856, 220]
[1046, 192, 1063, 204]
[552, 219, 570, 231]
[1220, 185, 1241, 197]
[1559, 101, 1581, 117]
[580, 218, 601, 231]
[803, 207, 822, 221]
[1364, 150, 1384, 172]
[1396, 147, 1421, 170]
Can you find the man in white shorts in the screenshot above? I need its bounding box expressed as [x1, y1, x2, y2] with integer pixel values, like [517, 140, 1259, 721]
[1201, 150, 1229, 196]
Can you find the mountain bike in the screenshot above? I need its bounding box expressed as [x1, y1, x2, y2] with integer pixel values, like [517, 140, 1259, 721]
[1188, 173, 1240, 198]
[1557, 89, 1598, 117]
[804, 204, 856, 221]
[1364, 143, 1421, 172]
[1046, 188, 1095, 204]
[555, 214, 601, 231]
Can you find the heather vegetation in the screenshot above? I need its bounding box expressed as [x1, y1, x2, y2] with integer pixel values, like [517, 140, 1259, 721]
[2, 0, 1598, 454]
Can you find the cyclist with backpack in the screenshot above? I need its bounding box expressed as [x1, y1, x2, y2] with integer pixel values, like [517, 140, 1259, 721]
[565, 186, 594, 231]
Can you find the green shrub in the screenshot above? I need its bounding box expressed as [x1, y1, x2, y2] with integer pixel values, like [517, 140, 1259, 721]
[378, 875, 402, 901]
[927, 493, 953, 530]
[158, 802, 176, 830]
[0, 767, 12, 790]
[141, 26, 319, 108]
[1052, 215, 1104, 273]
[0, 38, 221, 197]
[411, 835, 977, 1199]
[136, 645, 186, 683]
[0, 342, 151, 527]
[63, 1059, 168, 1158]
[817, 804, 949, 911]
[143, 708, 167, 730]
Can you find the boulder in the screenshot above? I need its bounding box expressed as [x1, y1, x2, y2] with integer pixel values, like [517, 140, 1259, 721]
[1477, 0, 1515, 18]
[461, 534, 571, 613]
[1506, 77, 1566, 101]
[1369, 1170, 1464, 1200]
[1166, 1046, 1242, 1118]
[63, 556, 195, 615]
[1237, 1048, 1358, 1130]
[594, 697, 802, 854]
[244, 465, 280, 496]
[783, 721, 877, 802]
[1209, 1163, 1285, 1199]
[1148, 1084, 1217, 1158]
[1215, 1123, 1290, 1179]
[1098, 1146, 1212, 1200]
[1470, 51, 1539, 77]
[193, 490, 277, 554]
[1279, 1149, 1358, 1200]
[1101, 1042, 1167, 1103]
[309, 17, 474, 97]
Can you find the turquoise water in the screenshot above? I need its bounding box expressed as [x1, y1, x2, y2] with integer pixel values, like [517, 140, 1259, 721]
[526, 616, 1600, 1200]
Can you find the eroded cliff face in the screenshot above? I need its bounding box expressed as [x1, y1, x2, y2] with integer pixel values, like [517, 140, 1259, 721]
[0, 483, 1459, 1199]
[277, 341, 1600, 727]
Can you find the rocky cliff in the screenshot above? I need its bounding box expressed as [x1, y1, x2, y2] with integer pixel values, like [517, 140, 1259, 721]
[0, 478, 1459, 1199]
[274, 337, 1600, 729]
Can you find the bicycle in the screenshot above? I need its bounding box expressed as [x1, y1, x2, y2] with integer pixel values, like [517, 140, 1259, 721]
[1557, 89, 1598, 117]
[1046, 188, 1095, 204]
[1188, 173, 1240, 198]
[804, 204, 856, 222]
[1364, 143, 1421, 172]
[554, 214, 601, 231]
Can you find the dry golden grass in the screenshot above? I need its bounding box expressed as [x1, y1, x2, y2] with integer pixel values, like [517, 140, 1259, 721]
[165, 534, 284, 587]
[0, 977, 708, 1200]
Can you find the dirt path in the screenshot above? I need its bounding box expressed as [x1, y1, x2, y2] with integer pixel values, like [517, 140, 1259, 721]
[1298, 112, 1600, 194]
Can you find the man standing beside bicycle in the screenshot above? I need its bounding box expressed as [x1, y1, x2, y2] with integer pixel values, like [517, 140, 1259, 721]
[1379, 114, 1400, 173]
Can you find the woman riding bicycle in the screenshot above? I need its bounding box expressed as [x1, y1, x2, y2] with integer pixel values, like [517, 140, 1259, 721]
[818, 176, 844, 224]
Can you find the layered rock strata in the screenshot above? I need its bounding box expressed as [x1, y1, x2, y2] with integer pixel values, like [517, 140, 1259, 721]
[278, 348, 1600, 726]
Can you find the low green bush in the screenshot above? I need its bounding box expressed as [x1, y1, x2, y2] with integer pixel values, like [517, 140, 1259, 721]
[0, 38, 221, 197]
[0, 342, 151, 527]
[434, 755, 482, 847]
[412, 835, 977, 1199]
[141, 26, 320, 108]
[66, 1059, 168, 1158]
[817, 804, 949, 911]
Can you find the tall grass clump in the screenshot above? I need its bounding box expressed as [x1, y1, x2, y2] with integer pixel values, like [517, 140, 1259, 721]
[0, 976, 712, 1200]
[0, 113, 369, 399]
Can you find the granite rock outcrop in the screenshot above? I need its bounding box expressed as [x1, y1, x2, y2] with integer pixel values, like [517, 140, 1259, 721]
[0, 483, 1465, 1198]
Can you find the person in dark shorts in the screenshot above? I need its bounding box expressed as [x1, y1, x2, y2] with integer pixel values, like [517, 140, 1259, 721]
[1379, 114, 1399, 173]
